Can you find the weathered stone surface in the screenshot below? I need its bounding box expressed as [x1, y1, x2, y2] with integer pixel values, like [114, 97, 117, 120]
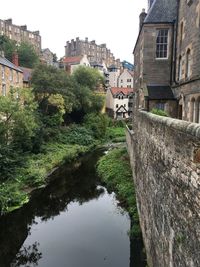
[126, 111, 200, 267]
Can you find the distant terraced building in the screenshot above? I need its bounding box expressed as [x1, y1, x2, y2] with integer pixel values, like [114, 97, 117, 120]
[65, 37, 120, 68]
[0, 19, 41, 54]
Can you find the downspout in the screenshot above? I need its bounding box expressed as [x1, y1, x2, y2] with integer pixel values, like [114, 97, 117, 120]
[172, 0, 180, 85]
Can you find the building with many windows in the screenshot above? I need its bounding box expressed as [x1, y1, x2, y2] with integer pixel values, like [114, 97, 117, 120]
[118, 68, 134, 88]
[65, 37, 120, 68]
[0, 19, 41, 54]
[133, 0, 200, 122]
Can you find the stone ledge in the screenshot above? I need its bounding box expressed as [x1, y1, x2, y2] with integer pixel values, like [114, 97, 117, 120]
[139, 111, 200, 138]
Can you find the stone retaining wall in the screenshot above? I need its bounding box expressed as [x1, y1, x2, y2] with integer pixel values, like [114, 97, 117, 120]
[126, 111, 200, 267]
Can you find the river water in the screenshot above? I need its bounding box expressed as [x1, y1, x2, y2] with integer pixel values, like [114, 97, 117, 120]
[0, 149, 146, 267]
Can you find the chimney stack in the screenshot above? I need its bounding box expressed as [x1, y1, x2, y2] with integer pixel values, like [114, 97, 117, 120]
[139, 9, 147, 30]
[12, 52, 19, 66]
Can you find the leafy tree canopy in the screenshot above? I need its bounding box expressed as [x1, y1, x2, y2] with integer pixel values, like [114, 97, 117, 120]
[17, 42, 39, 68]
[72, 66, 104, 90]
[0, 35, 39, 68]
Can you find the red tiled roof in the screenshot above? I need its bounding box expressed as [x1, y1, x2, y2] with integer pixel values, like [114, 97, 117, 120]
[63, 56, 82, 64]
[111, 87, 134, 96]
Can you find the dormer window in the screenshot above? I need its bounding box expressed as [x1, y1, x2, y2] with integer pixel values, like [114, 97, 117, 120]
[156, 29, 169, 59]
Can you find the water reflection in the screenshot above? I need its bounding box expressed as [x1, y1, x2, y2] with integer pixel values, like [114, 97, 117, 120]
[11, 242, 42, 267]
[0, 149, 146, 267]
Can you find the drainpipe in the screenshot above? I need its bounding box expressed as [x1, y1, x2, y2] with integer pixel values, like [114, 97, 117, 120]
[172, 0, 180, 85]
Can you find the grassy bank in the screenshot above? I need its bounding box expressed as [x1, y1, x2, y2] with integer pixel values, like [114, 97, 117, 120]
[0, 120, 126, 215]
[0, 127, 98, 215]
[97, 147, 141, 238]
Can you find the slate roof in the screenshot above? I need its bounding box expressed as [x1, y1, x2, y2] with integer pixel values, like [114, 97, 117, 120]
[144, 0, 178, 24]
[0, 56, 23, 72]
[146, 85, 175, 100]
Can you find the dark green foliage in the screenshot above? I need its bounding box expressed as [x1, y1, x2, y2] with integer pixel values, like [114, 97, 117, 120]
[0, 35, 16, 61]
[57, 126, 95, 146]
[84, 113, 109, 139]
[17, 42, 39, 68]
[0, 35, 39, 68]
[151, 108, 169, 117]
[97, 148, 141, 238]
[72, 65, 104, 90]
[105, 127, 125, 142]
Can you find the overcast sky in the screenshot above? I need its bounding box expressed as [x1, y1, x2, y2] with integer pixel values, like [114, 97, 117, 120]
[0, 0, 147, 63]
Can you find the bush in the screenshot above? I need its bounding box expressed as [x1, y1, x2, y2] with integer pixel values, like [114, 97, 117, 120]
[57, 125, 95, 146]
[84, 113, 109, 139]
[151, 108, 168, 117]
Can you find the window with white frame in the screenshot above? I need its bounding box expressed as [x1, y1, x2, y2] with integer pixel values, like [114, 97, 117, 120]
[156, 29, 169, 58]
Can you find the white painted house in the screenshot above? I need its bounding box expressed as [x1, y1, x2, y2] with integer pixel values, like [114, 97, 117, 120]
[118, 68, 134, 88]
[106, 87, 134, 119]
[107, 64, 120, 88]
[62, 55, 90, 74]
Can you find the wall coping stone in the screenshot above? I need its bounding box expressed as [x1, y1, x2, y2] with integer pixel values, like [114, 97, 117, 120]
[139, 111, 200, 138]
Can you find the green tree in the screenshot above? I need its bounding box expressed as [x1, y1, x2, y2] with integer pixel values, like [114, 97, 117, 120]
[31, 64, 74, 125]
[84, 113, 109, 139]
[0, 35, 16, 61]
[0, 88, 38, 151]
[17, 42, 39, 68]
[72, 66, 104, 90]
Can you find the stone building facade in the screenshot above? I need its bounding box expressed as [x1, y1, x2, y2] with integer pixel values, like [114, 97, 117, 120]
[173, 0, 200, 122]
[134, 0, 200, 122]
[0, 55, 23, 96]
[0, 19, 41, 54]
[65, 37, 120, 68]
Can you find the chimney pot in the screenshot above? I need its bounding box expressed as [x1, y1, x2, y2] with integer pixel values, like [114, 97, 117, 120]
[12, 52, 19, 67]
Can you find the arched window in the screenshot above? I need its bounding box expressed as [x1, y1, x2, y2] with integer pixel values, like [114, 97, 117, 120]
[186, 49, 191, 78]
[180, 22, 183, 46]
[196, 97, 200, 123]
[190, 98, 195, 122]
[178, 56, 182, 81]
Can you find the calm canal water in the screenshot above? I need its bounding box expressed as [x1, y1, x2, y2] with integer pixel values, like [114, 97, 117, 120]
[0, 149, 146, 267]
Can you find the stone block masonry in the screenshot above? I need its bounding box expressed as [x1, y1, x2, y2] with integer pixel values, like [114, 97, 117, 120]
[126, 111, 200, 267]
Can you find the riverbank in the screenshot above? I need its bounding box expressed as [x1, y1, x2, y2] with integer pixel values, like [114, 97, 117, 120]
[0, 142, 96, 214]
[97, 147, 141, 238]
[0, 122, 126, 215]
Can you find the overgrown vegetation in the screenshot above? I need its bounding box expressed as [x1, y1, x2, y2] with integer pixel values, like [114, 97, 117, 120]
[0, 65, 107, 214]
[97, 148, 141, 238]
[151, 108, 169, 117]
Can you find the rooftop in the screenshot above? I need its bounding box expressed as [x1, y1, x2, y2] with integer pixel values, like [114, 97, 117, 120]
[0, 56, 23, 72]
[63, 56, 83, 64]
[111, 87, 134, 96]
[144, 0, 178, 24]
[146, 85, 175, 100]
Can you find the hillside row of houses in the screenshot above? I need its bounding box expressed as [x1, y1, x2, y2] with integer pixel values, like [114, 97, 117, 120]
[134, 0, 200, 123]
